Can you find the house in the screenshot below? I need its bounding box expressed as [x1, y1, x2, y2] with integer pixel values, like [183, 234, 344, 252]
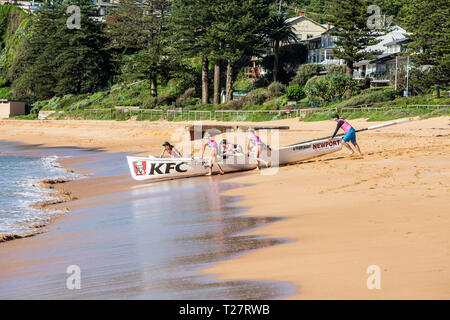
[304, 28, 345, 66]
[2, 1, 42, 13]
[302, 24, 411, 87]
[0, 100, 26, 119]
[286, 11, 328, 42]
[353, 26, 411, 87]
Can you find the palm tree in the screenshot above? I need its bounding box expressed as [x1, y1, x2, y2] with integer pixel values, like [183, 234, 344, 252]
[266, 14, 297, 82]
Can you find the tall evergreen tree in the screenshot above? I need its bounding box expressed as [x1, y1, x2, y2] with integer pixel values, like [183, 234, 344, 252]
[169, 0, 215, 104]
[10, 0, 111, 101]
[209, 0, 272, 102]
[326, 0, 381, 77]
[400, 0, 449, 87]
[107, 0, 170, 97]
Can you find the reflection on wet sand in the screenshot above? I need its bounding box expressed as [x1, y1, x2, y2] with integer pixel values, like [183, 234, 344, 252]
[0, 145, 295, 299]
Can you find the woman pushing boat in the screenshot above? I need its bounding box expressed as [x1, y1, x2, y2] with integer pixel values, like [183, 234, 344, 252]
[246, 129, 271, 170]
[201, 134, 225, 176]
[329, 114, 362, 155]
[160, 141, 182, 158]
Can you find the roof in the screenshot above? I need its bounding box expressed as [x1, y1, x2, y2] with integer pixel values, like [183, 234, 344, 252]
[354, 53, 397, 66]
[384, 38, 412, 47]
[364, 25, 410, 53]
[285, 15, 328, 30]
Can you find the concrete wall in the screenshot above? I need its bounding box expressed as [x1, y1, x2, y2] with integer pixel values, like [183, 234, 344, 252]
[0, 101, 26, 119]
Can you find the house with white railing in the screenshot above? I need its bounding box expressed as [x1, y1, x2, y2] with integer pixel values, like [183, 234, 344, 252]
[353, 26, 411, 87]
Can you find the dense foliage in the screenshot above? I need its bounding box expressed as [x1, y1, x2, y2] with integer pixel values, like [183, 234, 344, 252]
[304, 73, 356, 102]
[9, 1, 111, 101]
[0, 0, 446, 113]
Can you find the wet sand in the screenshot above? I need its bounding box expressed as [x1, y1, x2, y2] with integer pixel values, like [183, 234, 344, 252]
[0, 145, 295, 299]
[204, 117, 450, 299]
[0, 117, 449, 299]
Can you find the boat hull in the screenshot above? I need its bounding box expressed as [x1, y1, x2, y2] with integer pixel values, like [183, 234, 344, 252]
[127, 138, 343, 181]
[264, 138, 343, 165]
[127, 154, 257, 181]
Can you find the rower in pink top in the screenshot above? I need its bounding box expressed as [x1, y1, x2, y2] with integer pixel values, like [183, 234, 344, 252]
[246, 129, 271, 170]
[329, 114, 362, 155]
[201, 133, 224, 176]
[160, 141, 182, 158]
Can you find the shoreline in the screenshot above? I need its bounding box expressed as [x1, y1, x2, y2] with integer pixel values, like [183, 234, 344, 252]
[0, 158, 81, 243]
[1, 117, 449, 299]
[0, 146, 295, 299]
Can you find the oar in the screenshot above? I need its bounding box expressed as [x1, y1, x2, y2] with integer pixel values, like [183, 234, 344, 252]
[285, 118, 413, 147]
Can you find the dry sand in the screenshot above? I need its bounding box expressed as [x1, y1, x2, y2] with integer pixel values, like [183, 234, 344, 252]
[0, 117, 449, 299]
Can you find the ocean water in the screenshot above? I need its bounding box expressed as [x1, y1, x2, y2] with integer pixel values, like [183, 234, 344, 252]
[0, 155, 79, 236]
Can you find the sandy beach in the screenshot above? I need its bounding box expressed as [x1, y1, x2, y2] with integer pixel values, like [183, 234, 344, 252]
[0, 117, 449, 299]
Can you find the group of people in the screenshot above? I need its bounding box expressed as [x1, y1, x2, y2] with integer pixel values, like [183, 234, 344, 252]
[159, 114, 362, 176]
[159, 129, 271, 176]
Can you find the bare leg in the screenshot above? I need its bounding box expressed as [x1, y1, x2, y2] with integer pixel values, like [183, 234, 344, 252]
[213, 157, 224, 174]
[352, 142, 362, 155]
[255, 145, 269, 169]
[206, 159, 213, 176]
[343, 141, 355, 154]
[208, 150, 224, 175]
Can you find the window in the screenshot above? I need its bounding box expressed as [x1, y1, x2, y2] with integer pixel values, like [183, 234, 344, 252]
[307, 34, 314, 39]
[296, 35, 302, 41]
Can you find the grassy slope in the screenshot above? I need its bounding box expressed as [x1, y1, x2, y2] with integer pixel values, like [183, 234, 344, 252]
[0, 5, 31, 96]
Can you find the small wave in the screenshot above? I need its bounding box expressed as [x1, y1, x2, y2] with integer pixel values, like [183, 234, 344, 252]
[0, 155, 82, 238]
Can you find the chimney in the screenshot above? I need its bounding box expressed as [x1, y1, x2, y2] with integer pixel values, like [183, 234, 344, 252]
[326, 23, 330, 30]
[299, 9, 306, 17]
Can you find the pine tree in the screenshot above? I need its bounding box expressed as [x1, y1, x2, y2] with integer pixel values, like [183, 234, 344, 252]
[400, 0, 450, 86]
[107, 0, 170, 97]
[169, 0, 216, 104]
[326, 0, 381, 76]
[10, 1, 111, 101]
[209, 0, 272, 102]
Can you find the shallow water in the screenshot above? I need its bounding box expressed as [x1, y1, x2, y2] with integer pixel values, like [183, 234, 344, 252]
[0, 141, 295, 299]
[0, 143, 79, 235]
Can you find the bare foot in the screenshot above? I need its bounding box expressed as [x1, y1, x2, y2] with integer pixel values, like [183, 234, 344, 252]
[205, 172, 212, 176]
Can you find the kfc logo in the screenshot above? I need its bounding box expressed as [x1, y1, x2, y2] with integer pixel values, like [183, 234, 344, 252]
[133, 160, 146, 176]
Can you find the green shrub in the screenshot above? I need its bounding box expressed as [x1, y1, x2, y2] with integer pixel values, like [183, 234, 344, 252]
[68, 98, 92, 111]
[0, 86, 12, 99]
[305, 74, 355, 102]
[290, 64, 321, 86]
[225, 99, 243, 110]
[233, 73, 253, 91]
[40, 97, 61, 110]
[175, 87, 196, 107]
[142, 96, 157, 109]
[285, 85, 305, 101]
[267, 81, 286, 99]
[157, 92, 176, 106]
[336, 88, 398, 107]
[327, 64, 346, 75]
[242, 88, 268, 106]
